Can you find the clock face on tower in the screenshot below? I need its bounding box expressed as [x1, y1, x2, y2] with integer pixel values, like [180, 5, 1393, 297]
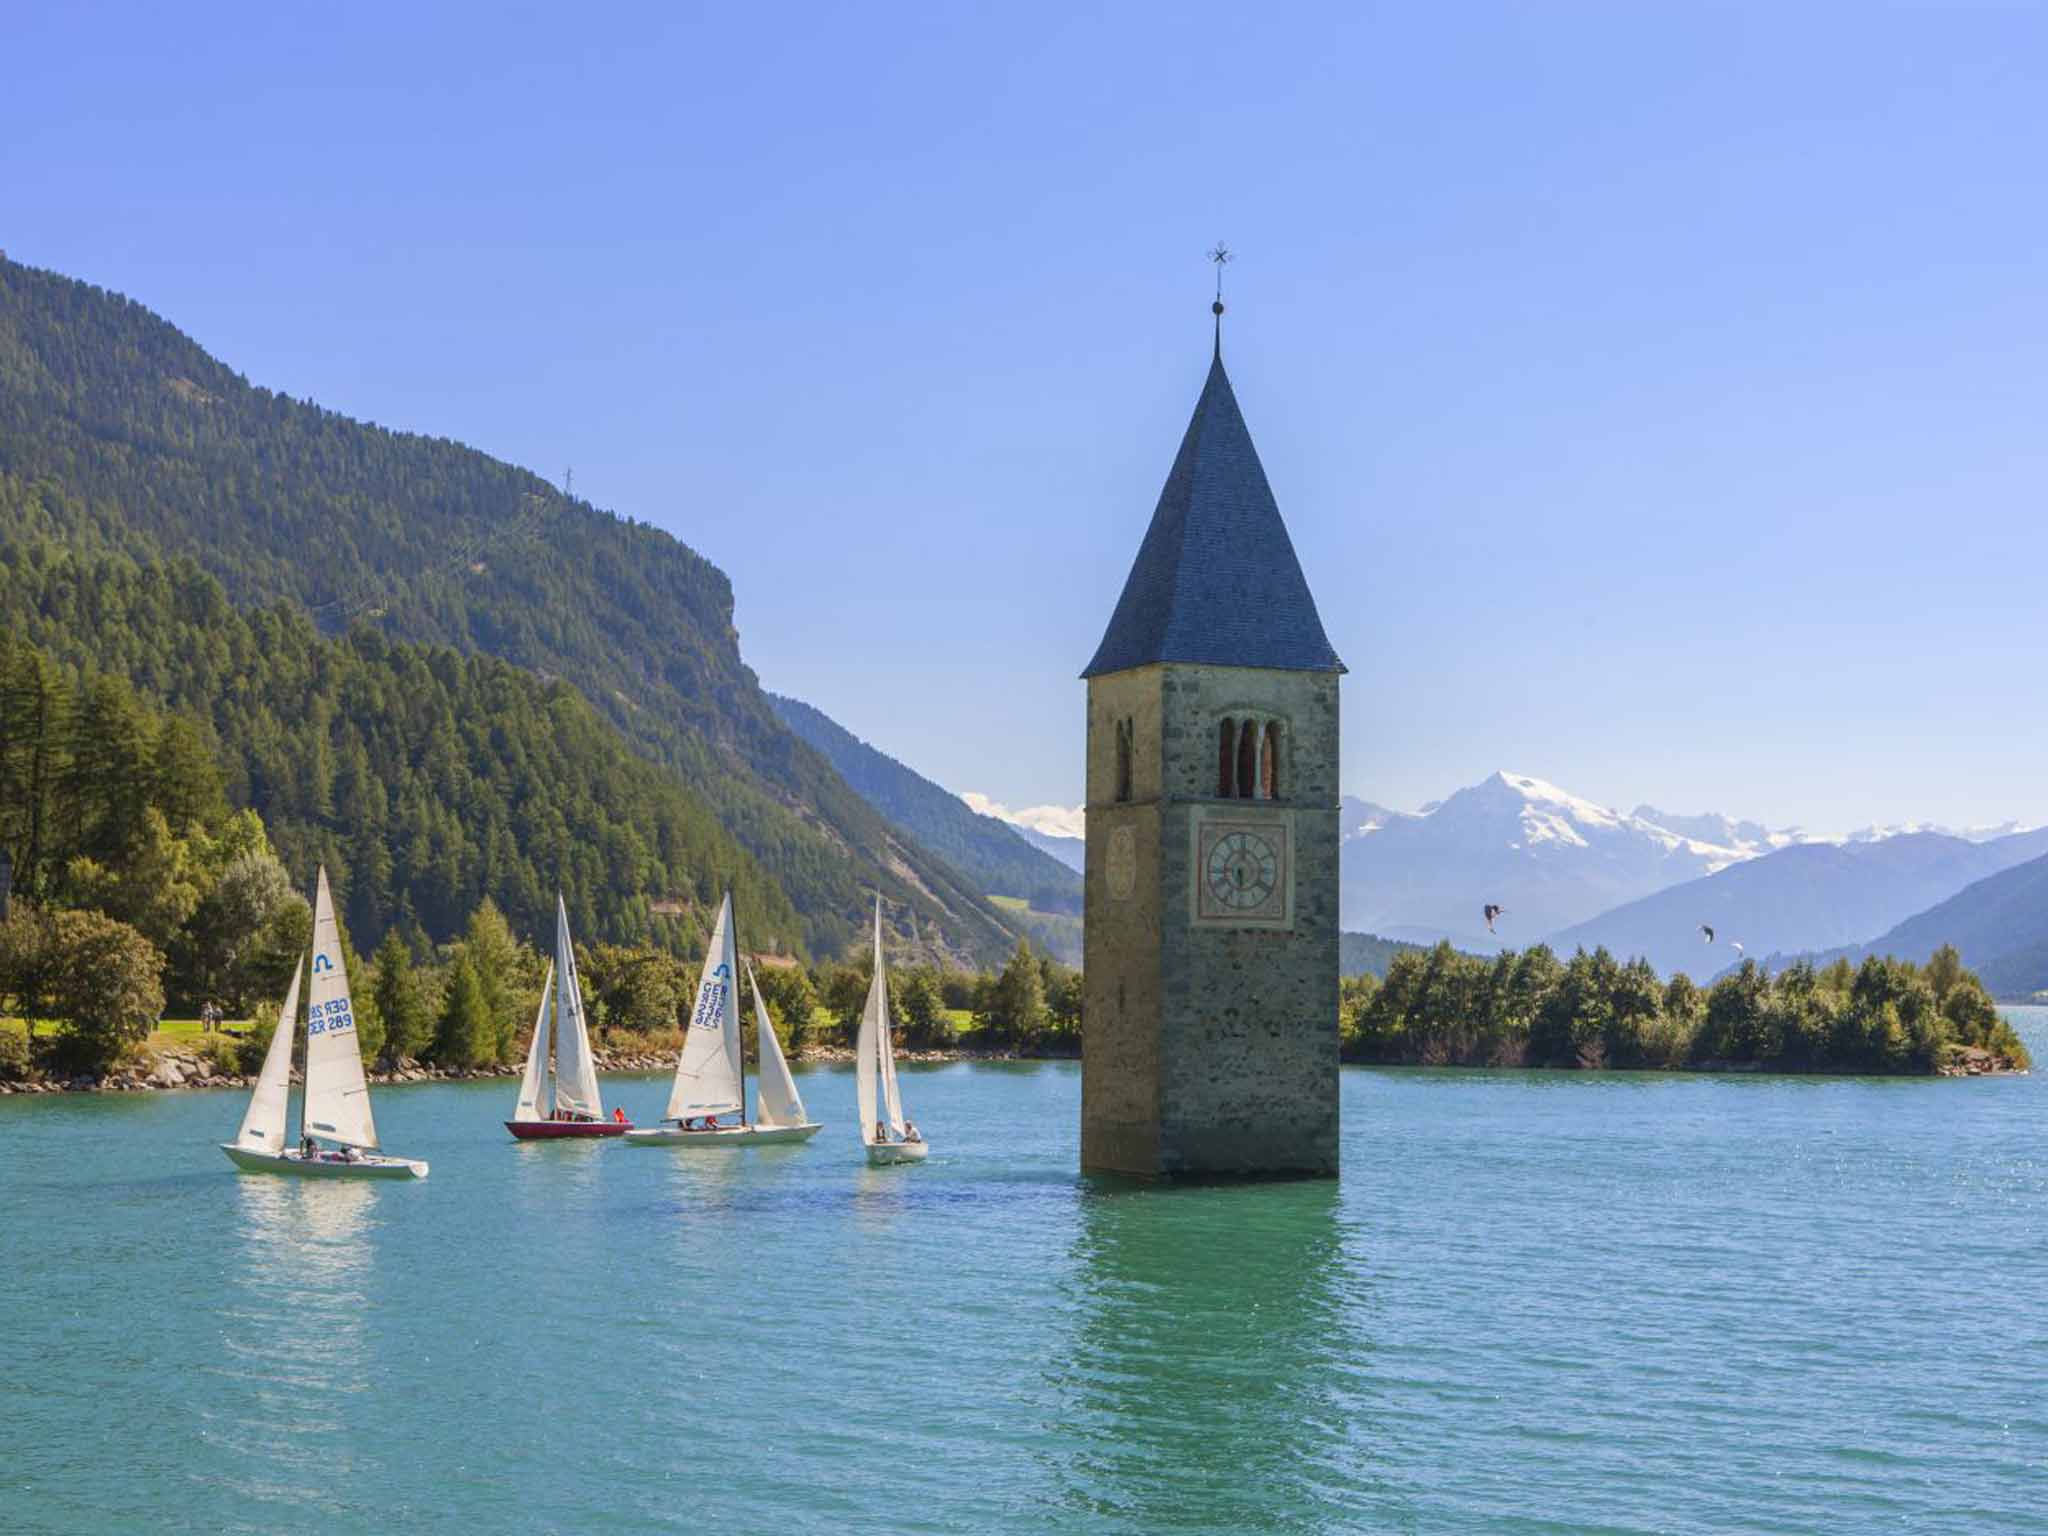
[1193, 815, 1292, 926]
[1206, 830, 1278, 910]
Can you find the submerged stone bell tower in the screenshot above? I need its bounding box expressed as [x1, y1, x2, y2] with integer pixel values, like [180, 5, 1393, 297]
[1080, 314, 1346, 1180]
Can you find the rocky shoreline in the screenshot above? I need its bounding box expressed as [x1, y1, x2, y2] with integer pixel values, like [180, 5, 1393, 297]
[1, 1039, 2011, 1095]
[0, 1040, 1083, 1095]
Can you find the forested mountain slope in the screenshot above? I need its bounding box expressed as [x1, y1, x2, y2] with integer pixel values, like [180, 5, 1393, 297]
[0, 550, 803, 957]
[0, 257, 1012, 964]
[1769, 853, 2048, 1001]
[1339, 931, 1436, 979]
[769, 694, 1080, 913]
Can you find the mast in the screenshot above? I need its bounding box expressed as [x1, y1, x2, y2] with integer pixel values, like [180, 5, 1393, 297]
[292, 967, 306, 1149]
[737, 908, 748, 1127]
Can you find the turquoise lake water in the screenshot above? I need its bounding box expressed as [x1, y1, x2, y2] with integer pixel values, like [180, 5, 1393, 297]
[4, 1011, 2045, 1535]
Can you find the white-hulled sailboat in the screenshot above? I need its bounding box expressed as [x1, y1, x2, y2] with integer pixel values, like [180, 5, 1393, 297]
[623, 892, 821, 1146]
[220, 867, 428, 1179]
[859, 897, 928, 1165]
[505, 895, 630, 1139]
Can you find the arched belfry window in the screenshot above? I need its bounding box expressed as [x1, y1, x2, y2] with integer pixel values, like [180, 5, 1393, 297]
[1236, 721, 1256, 800]
[1262, 722, 1282, 799]
[1217, 719, 1236, 798]
[1115, 718, 1133, 803]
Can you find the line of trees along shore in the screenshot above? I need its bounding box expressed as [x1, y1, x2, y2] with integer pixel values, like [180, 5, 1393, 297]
[1345, 941, 2029, 1074]
[209, 926, 1081, 1084]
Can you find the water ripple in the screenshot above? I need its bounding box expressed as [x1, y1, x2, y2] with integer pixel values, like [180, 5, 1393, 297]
[1, 1029, 2045, 1534]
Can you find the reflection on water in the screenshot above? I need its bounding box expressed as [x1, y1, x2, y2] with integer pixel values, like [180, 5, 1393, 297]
[1054, 1181, 1385, 1532]
[205, 1178, 378, 1516]
[850, 1161, 923, 1232]
[509, 1132, 609, 1210]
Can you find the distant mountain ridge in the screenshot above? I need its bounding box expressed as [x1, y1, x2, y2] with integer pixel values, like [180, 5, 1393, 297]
[1339, 931, 1438, 978]
[1840, 819, 2039, 845]
[1630, 806, 1809, 858]
[1761, 851, 2048, 1000]
[959, 795, 1085, 873]
[1547, 828, 2048, 980]
[769, 695, 1080, 912]
[1340, 771, 1751, 948]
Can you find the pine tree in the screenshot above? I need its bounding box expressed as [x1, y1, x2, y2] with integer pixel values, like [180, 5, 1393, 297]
[896, 966, 945, 1047]
[982, 938, 1047, 1045]
[430, 954, 492, 1069]
[0, 642, 70, 893]
[462, 898, 527, 1063]
[61, 674, 153, 865]
[370, 932, 432, 1064]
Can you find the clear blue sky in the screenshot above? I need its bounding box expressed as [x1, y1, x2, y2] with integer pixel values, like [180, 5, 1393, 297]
[8, 2, 2047, 832]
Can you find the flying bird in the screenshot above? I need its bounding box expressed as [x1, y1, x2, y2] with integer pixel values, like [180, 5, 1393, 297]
[1730, 940, 1746, 956]
[1483, 903, 1505, 934]
[1700, 924, 1715, 944]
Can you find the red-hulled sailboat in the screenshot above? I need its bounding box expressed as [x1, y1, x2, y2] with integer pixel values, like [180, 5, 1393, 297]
[505, 895, 631, 1139]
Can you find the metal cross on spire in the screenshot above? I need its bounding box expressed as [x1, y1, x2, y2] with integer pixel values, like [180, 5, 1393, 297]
[1208, 242, 1232, 356]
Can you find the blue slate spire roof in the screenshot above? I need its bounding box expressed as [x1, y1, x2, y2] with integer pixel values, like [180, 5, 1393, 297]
[1082, 349, 1345, 679]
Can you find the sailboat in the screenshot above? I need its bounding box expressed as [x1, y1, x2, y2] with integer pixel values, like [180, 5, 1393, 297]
[623, 891, 822, 1146]
[858, 896, 929, 1165]
[505, 895, 631, 1139]
[220, 867, 429, 1179]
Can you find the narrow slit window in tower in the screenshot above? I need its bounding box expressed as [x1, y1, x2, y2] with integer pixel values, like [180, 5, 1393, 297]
[1115, 717, 1133, 803]
[1217, 719, 1236, 797]
[1236, 720, 1257, 799]
[1262, 722, 1281, 799]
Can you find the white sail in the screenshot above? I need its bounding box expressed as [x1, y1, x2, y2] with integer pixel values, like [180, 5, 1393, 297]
[748, 961, 806, 1128]
[878, 972, 907, 1139]
[234, 953, 303, 1154]
[301, 867, 379, 1150]
[666, 893, 743, 1121]
[512, 961, 555, 1122]
[551, 897, 604, 1119]
[855, 898, 890, 1145]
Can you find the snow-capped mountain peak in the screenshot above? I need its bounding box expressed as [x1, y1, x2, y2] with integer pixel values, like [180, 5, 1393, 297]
[1426, 772, 1750, 865]
[1484, 771, 1621, 847]
[959, 792, 1086, 873]
[1631, 805, 1811, 858]
[959, 793, 1084, 841]
[1841, 819, 2040, 845]
[1340, 771, 1760, 946]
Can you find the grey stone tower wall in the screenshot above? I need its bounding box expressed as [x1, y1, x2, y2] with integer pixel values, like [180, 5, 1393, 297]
[1081, 666, 1165, 1176]
[1083, 661, 1341, 1178]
